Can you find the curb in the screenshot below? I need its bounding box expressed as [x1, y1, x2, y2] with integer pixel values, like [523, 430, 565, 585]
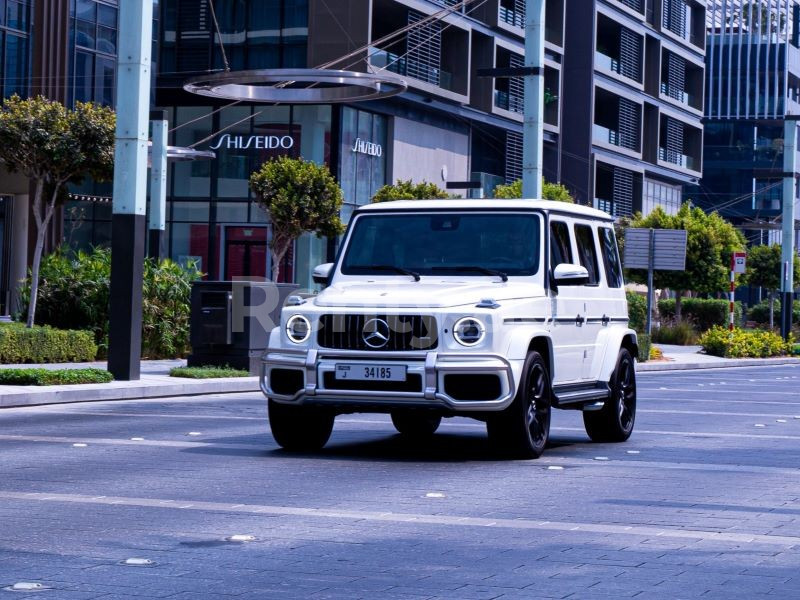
[636, 357, 800, 372]
[0, 377, 261, 409]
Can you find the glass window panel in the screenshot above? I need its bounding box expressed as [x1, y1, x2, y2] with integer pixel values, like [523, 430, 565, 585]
[6, 0, 28, 31]
[94, 56, 114, 106]
[339, 107, 358, 209]
[293, 104, 332, 165]
[550, 220, 572, 267]
[217, 106, 253, 198]
[173, 107, 211, 197]
[216, 202, 248, 222]
[354, 111, 372, 205]
[0, 0, 5, 26]
[97, 3, 117, 27]
[599, 227, 623, 288]
[75, 0, 95, 22]
[574, 224, 600, 285]
[73, 50, 93, 103]
[97, 25, 116, 54]
[171, 201, 209, 221]
[4, 33, 28, 96]
[75, 19, 95, 49]
[170, 222, 209, 274]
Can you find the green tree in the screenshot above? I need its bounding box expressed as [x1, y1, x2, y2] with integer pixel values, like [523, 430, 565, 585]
[0, 95, 115, 327]
[371, 179, 450, 202]
[625, 203, 745, 320]
[741, 244, 800, 328]
[250, 156, 345, 280]
[493, 178, 574, 202]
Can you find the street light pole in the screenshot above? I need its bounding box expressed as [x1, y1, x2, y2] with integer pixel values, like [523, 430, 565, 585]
[780, 119, 797, 340]
[149, 110, 168, 261]
[522, 0, 545, 200]
[108, 0, 153, 380]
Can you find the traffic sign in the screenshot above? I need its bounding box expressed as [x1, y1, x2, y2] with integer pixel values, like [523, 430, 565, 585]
[732, 252, 747, 274]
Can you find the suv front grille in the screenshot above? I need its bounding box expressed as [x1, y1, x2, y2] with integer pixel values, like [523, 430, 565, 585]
[317, 314, 438, 351]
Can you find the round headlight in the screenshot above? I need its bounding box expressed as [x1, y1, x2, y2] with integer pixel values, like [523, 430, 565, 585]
[453, 317, 485, 346]
[286, 315, 311, 344]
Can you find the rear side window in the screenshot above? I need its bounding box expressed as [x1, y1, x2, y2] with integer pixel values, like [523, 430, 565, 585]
[550, 221, 572, 268]
[599, 227, 623, 288]
[574, 224, 600, 285]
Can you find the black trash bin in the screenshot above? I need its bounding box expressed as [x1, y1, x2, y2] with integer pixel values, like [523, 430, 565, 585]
[188, 281, 299, 374]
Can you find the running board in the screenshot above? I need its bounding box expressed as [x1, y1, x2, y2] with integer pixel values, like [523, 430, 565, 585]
[552, 382, 610, 409]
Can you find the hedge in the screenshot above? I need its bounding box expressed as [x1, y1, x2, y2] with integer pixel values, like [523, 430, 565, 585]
[658, 298, 742, 331]
[0, 368, 112, 385]
[636, 334, 651, 363]
[626, 291, 647, 333]
[0, 322, 97, 364]
[169, 366, 250, 379]
[699, 326, 793, 358]
[748, 299, 800, 325]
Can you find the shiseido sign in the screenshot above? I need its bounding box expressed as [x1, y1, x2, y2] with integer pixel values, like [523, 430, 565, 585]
[210, 134, 295, 150]
[351, 137, 383, 157]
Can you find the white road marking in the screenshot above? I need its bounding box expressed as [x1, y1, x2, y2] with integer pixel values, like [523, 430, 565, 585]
[639, 409, 800, 418]
[0, 490, 796, 547]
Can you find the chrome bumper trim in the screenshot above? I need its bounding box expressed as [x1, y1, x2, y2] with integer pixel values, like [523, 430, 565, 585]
[260, 348, 516, 411]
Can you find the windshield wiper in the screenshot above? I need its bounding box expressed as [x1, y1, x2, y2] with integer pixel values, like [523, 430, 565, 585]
[431, 266, 508, 282]
[348, 264, 421, 281]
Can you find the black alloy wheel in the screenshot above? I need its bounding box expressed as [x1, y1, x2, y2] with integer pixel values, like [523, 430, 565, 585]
[487, 351, 551, 459]
[583, 348, 636, 442]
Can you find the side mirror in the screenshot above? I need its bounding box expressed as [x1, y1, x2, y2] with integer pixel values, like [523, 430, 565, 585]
[312, 263, 334, 286]
[553, 263, 589, 286]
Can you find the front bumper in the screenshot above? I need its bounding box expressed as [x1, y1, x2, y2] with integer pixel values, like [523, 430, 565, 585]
[260, 348, 516, 411]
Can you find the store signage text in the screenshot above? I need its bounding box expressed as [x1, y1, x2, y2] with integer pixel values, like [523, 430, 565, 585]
[351, 138, 383, 157]
[209, 134, 295, 151]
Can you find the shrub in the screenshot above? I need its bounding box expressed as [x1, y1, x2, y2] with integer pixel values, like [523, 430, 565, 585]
[658, 298, 742, 331]
[169, 365, 250, 379]
[651, 321, 699, 345]
[0, 322, 97, 363]
[0, 367, 112, 385]
[626, 291, 647, 333]
[17, 247, 201, 359]
[748, 299, 800, 325]
[699, 326, 793, 358]
[636, 334, 651, 363]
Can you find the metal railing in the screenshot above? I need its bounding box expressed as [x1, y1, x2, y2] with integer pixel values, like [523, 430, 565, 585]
[369, 47, 453, 91]
[659, 147, 696, 170]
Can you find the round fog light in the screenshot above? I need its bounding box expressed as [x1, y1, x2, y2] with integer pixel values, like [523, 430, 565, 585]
[286, 315, 311, 344]
[453, 317, 485, 346]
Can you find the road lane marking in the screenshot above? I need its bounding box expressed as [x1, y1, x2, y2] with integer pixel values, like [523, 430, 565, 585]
[0, 490, 796, 547]
[0, 434, 258, 449]
[639, 397, 800, 406]
[638, 409, 800, 418]
[637, 388, 799, 396]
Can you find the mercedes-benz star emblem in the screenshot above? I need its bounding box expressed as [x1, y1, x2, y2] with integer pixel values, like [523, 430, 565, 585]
[362, 318, 390, 349]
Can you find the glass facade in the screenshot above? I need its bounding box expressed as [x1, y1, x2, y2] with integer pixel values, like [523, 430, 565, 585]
[160, 0, 308, 75]
[642, 179, 681, 216]
[0, 0, 31, 98]
[69, 0, 118, 106]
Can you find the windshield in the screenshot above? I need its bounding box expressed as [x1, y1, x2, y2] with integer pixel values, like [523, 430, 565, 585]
[341, 212, 541, 277]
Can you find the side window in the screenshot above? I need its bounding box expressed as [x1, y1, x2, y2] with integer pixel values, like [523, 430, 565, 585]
[550, 220, 572, 268]
[599, 227, 624, 288]
[574, 224, 600, 285]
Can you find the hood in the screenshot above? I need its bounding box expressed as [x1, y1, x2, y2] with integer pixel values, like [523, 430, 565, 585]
[313, 280, 546, 309]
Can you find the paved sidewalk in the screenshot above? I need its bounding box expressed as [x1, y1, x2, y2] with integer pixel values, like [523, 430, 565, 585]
[0, 359, 259, 408]
[638, 343, 800, 371]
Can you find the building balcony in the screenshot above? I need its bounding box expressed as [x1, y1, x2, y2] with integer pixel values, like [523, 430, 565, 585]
[369, 47, 453, 92]
[593, 124, 638, 151]
[494, 90, 524, 114]
[595, 13, 643, 85]
[659, 82, 699, 109]
[658, 147, 697, 171]
[593, 87, 642, 154]
[496, 0, 564, 48]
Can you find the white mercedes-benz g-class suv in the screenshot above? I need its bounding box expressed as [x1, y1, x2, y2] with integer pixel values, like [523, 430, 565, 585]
[261, 199, 638, 458]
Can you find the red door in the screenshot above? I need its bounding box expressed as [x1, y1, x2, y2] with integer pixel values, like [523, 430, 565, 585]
[224, 226, 268, 281]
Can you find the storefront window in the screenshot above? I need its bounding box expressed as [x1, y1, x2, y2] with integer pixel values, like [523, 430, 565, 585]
[339, 107, 388, 223]
[217, 106, 253, 198]
[173, 107, 212, 197]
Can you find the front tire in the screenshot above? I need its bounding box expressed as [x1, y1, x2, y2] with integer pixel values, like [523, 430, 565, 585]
[583, 348, 636, 442]
[268, 400, 334, 451]
[391, 411, 441, 438]
[487, 351, 551, 459]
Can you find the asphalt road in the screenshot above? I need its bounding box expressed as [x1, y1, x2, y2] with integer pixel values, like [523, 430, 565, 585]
[1, 365, 799, 600]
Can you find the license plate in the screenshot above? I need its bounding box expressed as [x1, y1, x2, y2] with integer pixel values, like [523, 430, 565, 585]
[335, 364, 406, 381]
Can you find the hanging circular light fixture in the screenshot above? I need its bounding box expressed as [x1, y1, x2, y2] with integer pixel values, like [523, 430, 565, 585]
[183, 68, 407, 104]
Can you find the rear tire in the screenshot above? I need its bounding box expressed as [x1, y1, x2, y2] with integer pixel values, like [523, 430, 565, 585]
[583, 348, 636, 442]
[268, 400, 334, 451]
[391, 412, 441, 438]
[487, 351, 551, 459]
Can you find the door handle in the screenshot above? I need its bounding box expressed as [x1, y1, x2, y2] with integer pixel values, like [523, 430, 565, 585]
[575, 314, 585, 326]
[601, 314, 610, 326]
